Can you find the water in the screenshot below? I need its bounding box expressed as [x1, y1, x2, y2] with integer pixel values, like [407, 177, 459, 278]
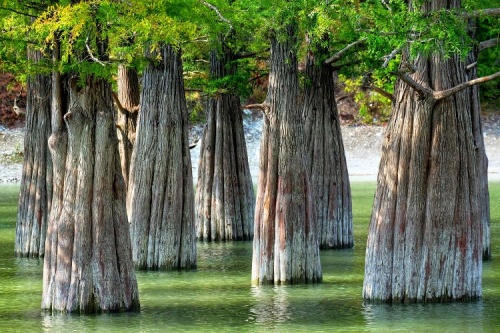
[1, 183, 499, 332]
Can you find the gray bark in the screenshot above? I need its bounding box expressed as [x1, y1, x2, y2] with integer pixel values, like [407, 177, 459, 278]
[16, 49, 52, 257]
[303, 46, 353, 250]
[363, 47, 482, 303]
[127, 44, 196, 270]
[251, 26, 322, 285]
[41, 74, 139, 313]
[195, 48, 255, 241]
[467, 23, 490, 260]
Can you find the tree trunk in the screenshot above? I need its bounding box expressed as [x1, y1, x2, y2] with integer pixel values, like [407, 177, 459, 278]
[363, 46, 482, 302]
[41, 72, 139, 313]
[116, 65, 139, 188]
[195, 48, 255, 241]
[127, 44, 196, 270]
[303, 46, 353, 250]
[467, 24, 490, 261]
[251, 26, 322, 285]
[15, 49, 52, 257]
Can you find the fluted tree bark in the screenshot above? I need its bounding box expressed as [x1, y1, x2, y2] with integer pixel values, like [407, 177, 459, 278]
[42, 41, 139, 313]
[303, 45, 353, 250]
[16, 49, 52, 257]
[251, 25, 322, 285]
[363, 0, 488, 304]
[466, 26, 490, 261]
[127, 44, 196, 270]
[195, 47, 255, 242]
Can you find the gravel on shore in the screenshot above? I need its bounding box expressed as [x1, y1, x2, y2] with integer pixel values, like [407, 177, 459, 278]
[1, 113, 499, 184]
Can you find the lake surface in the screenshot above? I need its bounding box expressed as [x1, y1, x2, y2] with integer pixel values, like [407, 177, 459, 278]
[1, 183, 499, 332]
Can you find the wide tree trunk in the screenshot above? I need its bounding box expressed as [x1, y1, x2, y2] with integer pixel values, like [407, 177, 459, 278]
[195, 48, 255, 241]
[363, 43, 483, 303]
[127, 44, 196, 270]
[251, 26, 322, 285]
[116, 65, 139, 187]
[303, 47, 353, 250]
[42, 71, 140, 313]
[15, 49, 52, 257]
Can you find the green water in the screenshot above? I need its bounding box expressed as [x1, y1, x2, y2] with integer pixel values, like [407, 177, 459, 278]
[1, 183, 499, 332]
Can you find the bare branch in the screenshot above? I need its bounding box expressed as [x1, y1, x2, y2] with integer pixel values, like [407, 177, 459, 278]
[335, 95, 349, 103]
[382, 47, 402, 68]
[466, 62, 477, 70]
[369, 85, 394, 102]
[479, 38, 500, 51]
[85, 38, 109, 66]
[248, 72, 269, 84]
[325, 38, 367, 65]
[112, 91, 139, 114]
[192, 36, 209, 42]
[0, 6, 37, 18]
[463, 8, 500, 19]
[397, 72, 434, 98]
[242, 102, 269, 111]
[202, 1, 233, 33]
[433, 71, 500, 101]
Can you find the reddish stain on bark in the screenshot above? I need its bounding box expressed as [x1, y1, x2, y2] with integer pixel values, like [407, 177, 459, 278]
[277, 176, 286, 251]
[458, 233, 467, 256]
[37, 209, 43, 230]
[303, 173, 310, 237]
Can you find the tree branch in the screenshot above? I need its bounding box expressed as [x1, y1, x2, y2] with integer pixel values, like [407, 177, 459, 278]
[85, 38, 109, 66]
[112, 91, 139, 114]
[466, 62, 477, 70]
[479, 38, 500, 51]
[433, 71, 500, 100]
[369, 85, 394, 101]
[242, 102, 269, 111]
[0, 6, 37, 18]
[324, 38, 367, 65]
[202, 1, 233, 33]
[463, 8, 500, 19]
[397, 72, 434, 98]
[248, 72, 269, 84]
[382, 47, 402, 68]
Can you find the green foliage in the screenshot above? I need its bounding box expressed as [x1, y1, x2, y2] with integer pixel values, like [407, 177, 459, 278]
[475, 8, 500, 107]
[186, 92, 206, 124]
[0, 3, 31, 79]
[1, 0, 498, 112]
[340, 73, 392, 124]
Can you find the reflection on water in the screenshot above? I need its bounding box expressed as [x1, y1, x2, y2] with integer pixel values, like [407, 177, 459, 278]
[249, 286, 291, 326]
[2, 239, 500, 332]
[363, 301, 486, 332]
[1, 183, 500, 332]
